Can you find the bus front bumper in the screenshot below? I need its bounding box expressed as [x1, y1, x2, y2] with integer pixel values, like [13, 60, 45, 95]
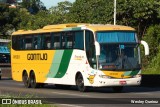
[93, 77, 141, 87]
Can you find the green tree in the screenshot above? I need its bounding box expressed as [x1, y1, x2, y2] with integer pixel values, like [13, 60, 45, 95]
[30, 10, 57, 29]
[0, 3, 20, 37]
[68, 0, 113, 23]
[49, 1, 72, 24]
[143, 25, 160, 60]
[116, 0, 160, 38]
[140, 25, 160, 71]
[18, 9, 55, 30]
[20, 0, 46, 14]
[18, 8, 33, 30]
[143, 46, 160, 74]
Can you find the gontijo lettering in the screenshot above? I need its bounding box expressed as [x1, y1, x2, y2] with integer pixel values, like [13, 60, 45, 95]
[27, 53, 47, 60]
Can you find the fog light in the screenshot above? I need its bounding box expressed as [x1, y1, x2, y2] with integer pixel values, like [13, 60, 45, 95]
[137, 81, 141, 84]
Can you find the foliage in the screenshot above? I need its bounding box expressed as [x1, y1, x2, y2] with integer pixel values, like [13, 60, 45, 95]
[116, 0, 160, 38]
[143, 46, 160, 74]
[68, 0, 113, 23]
[17, 8, 33, 30]
[143, 25, 160, 60]
[19, 1, 73, 30]
[18, 9, 55, 30]
[0, 3, 20, 37]
[49, 1, 72, 24]
[20, 0, 46, 14]
[141, 25, 160, 73]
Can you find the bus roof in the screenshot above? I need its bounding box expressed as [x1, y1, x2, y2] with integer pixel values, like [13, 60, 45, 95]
[12, 23, 135, 35]
[85, 24, 135, 31]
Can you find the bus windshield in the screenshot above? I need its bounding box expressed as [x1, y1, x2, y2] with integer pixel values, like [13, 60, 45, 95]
[96, 31, 140, 71]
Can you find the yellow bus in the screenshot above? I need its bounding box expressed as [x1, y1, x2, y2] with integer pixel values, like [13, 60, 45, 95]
[11, 23, 149, 92]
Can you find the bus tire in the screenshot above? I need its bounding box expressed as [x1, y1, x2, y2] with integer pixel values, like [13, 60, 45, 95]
[0, 76, 1, 80]
[30, 71, 39, 88]
[22, 71, 30, 88]
[112, 86, 123, 93]
[76, 73, 87, 92]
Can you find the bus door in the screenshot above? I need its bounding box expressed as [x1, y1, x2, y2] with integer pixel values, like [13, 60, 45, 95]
[85, 30, 96, 68]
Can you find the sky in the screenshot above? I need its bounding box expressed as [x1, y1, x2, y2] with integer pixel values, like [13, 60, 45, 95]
[40, 0, 76, 9]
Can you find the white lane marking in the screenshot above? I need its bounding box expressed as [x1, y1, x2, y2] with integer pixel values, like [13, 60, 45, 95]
[133, 92, 154, 95]
[58, 104, 84, 107]
[17, 84, 24, 86]
[1, 77, 12, 78]
[0, 81, 23, 86]
[52, 92, 90, 97]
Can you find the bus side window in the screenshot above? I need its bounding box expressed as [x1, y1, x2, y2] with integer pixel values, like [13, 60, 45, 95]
[33, 36, 38, 49]
[43, 33, 51, 49]
[74, 31, 84, 50]
[62, 32, 74, 49]
[62, 32, 66, 48]
[53, 33, 61, 49]
[25, 36, 32, 50]
[19, 36, 25, 50]
[12, 36, 19, 50]
[66, 32, 74, 49]
[33, 35, 41, 49]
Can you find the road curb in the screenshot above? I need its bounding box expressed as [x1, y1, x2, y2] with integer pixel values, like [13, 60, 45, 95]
[141, 74, 160, 87]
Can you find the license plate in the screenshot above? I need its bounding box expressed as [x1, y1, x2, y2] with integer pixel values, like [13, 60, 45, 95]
[119, 81, 126, 85]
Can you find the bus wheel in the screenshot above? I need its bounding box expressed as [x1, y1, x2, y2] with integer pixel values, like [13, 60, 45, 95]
[30, 71, 39, 88]
[22, 71, 30, 88]
[76, 74, 87, 92]
[112, 86, 123, 93]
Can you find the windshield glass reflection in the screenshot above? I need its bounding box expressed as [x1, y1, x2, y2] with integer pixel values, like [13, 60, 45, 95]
[99, 44, 140, 71]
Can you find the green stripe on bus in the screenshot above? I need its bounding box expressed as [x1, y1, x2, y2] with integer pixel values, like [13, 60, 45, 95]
[63, 28, 72, 31]
[124, 71, 132, 76]
[47, 50, 64, 78]
[129, 70, 139, 76]
[54, 50, 73, 78]
[72, 27, 81, 30]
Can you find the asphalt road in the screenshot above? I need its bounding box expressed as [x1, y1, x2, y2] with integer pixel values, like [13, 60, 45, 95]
[0, 78, 160, 107]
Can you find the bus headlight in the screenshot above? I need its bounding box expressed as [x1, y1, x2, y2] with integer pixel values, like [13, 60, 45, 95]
[133, 74, 141, 78]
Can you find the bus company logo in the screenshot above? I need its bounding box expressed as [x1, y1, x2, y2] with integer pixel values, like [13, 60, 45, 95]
[27, 53, 47, 60]
[2, 99, 11, 104]
[13, 55, 20, 59]
[87, 75, 95, 84]
[74, 55, 84, 60]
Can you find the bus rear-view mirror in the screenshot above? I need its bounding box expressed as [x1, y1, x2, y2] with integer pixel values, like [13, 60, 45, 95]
[95, 41, 100, 56]
[141, 40, 149, 56]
